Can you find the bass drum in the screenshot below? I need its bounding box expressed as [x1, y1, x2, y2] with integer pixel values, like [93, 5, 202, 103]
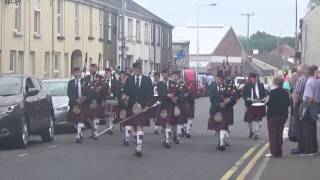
[182, 68, 197, 97]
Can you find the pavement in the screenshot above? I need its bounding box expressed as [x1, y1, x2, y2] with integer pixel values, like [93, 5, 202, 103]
[0, 97, 318, 180]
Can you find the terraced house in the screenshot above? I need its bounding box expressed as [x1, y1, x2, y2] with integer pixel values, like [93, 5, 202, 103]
[0, 0, 173, 78]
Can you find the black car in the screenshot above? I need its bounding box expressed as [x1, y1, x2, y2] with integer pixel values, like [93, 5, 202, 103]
[0, 74, 55, 148]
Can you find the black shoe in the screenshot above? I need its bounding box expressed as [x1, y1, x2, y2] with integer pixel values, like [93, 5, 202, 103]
[80, 134, 84, 140]
[154, 130, 159, 135]
[249, 132, 254, 138]
[254, 135, 259, 140]
[163, 142, 171, 149]
[123, 140, 130, 146]
[107, 130, 114, 135]
[299, 152, 318, 156]
[291, 148, 303, 155]
[217, 145, 226, 151]
[225, 141, 231, 147]
[75, 138, 82, 143]
[175, 139, 181, 144]
[135, 150, 142, 157]
[91, 136, 98, 140]
[186, 133, 191, 138]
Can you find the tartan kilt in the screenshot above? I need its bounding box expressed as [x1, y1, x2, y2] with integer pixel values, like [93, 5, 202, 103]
[84, 103, 105, 121]
[208, 109, 233, 131]
[67, 104, 87, 124]
[244, 106, 266, 122]
[175, 103, 188, 125]
[155, 103, 175, 126]
[129, 107, 151, 127]
[114, 106, 134, 127]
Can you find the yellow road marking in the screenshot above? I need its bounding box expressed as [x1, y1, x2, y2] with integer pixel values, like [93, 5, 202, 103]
[220, 145, 258, 180]
[236, 143, 269, 180]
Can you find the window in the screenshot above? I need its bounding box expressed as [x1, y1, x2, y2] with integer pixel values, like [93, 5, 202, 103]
[157, 26, 161, 46]
[127, 18, 133, 41]
[53, 53, 61, 79]
[161, 30, 164, 47]
[14, 2, 22, 32]
[57, 0, 64, 36]
[118, 17, 123, 40]
[144, 23, 149, 43]
[151, 24, 154, 45]
[44, 52, 50, 79]
[136, 20, 141, 42]
[89, 7, 93, 38]
[64, 53, 69, 77]
[168, 32, 171, 48]
[30, 52, 36, 75]
[108, 13, 112, 41]
[10, 51, 24, 74]
[34, 0, 41, 36]
[75, 3, 79, 38]
[100, 10, 104, 39]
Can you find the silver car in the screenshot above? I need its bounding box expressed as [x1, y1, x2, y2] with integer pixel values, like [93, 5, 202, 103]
[42, 79, 75, 132]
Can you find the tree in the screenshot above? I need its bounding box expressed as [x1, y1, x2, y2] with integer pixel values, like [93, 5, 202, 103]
[309, 0, 320, 10]
[239, 31, 296, 54]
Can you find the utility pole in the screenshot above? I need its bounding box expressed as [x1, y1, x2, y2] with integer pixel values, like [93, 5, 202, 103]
[121, 0, 127, 70]
[241, 12, 255, 56]
[295, 0, 298, 50]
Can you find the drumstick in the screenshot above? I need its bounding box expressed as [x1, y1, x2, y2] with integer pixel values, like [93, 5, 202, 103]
[97, 102, 161, 137]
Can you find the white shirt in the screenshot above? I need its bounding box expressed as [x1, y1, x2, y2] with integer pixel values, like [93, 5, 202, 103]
[75, 78, 82, 98]
[135, 75, 142, 88]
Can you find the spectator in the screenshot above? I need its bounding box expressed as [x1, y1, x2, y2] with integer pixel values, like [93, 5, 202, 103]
[266, 75, 290, 158]
[299, 65, 320, 155]
[291, 65, 308, 154]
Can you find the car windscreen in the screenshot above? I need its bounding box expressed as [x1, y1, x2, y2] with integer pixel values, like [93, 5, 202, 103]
[0, 76, 22, 96]
[43, 81, 68, 96]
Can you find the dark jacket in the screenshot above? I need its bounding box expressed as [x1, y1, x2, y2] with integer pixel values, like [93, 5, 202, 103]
[67, 78, 84, 107]
[82, 74, 106, 105]
[123, 75, 153, 108]
[243, 82, 267, 107]
[267, 87, 290, 119]
[208, 82, 236, 115]
[104, 78, 119, 100]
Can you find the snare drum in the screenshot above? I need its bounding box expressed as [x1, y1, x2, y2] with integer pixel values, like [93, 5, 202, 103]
[105, 99, 119, 116]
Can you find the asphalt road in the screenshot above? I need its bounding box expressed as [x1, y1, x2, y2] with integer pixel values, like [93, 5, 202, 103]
[0, 98, 269, 180]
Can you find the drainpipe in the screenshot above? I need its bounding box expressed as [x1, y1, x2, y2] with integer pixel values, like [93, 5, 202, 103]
[51, 0, 55, 78]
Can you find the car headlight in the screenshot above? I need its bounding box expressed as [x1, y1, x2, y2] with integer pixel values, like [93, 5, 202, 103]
[54, 104, 69, 112]
[0, 104, 17, 115]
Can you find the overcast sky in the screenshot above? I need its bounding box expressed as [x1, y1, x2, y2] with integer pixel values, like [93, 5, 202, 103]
[133, 0, 309, 37]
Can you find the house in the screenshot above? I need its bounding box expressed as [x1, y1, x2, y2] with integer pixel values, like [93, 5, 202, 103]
[268, 44, 296, 63]
[0, 0, 173, 77]
[299, 6, 320, 66]
[173, 25, 246, 74]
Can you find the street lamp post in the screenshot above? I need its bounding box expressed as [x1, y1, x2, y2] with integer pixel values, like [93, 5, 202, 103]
[197, 3, 217, 72]
[241, 12, 255, 56]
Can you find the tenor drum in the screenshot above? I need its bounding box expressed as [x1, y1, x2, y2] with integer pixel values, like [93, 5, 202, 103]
[105, 99, 119, 116]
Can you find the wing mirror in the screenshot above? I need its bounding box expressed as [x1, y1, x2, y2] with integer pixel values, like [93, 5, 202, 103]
[27, 88, 40, 96]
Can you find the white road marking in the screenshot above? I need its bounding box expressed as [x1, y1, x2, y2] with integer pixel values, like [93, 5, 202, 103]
[18, 153, 31, 157]
[48, 145, 59, 148]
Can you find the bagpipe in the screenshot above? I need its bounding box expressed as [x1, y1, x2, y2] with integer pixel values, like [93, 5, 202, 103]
[97, 102, 161, 137]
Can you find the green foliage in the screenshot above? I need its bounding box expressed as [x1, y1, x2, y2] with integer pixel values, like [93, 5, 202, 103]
[239, 31, 296, 54]
[309, 0, 320, 10]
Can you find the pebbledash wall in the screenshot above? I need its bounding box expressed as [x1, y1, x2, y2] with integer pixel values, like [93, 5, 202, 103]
[0, 0, 173, 79]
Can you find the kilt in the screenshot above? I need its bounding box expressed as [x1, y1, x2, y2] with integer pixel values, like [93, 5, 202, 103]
[208, 109, 234, 131]
[85, 103, 105, 121]
[155, 103, 175, 126]
[114, 106, 134, 127]
[244, 106, 266, 122]
[175, 103, 188, 125]
[67, 104, 87, 123]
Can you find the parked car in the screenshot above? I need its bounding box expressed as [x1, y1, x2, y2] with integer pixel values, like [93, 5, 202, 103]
[0, 74, 55, 148]
[42, 79, 76, 132]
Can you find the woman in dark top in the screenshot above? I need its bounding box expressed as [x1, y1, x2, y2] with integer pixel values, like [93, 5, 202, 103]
[266, 75, 290, 157]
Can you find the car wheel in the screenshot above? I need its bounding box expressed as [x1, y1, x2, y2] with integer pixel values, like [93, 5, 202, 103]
[41, 115, 55, 142]
[15, 116, 29, 148]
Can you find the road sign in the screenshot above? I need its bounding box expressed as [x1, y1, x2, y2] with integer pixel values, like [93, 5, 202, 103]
[177, 49, 186, 60]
